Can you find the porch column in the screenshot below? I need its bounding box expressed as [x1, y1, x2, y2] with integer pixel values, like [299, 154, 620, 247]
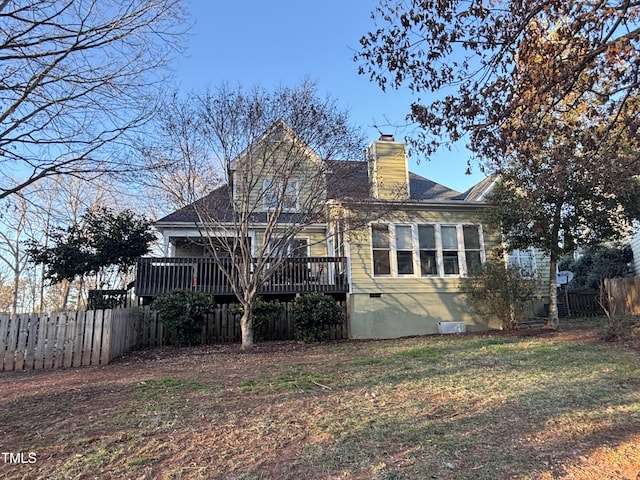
[163, 236, 175, 256]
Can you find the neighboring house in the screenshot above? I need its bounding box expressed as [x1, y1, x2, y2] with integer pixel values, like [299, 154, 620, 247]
[631, 222, 640, 276]
[135, 124, 531, 339]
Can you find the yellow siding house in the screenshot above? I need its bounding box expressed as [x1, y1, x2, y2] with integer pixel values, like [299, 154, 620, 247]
[144, 123, 514, 339]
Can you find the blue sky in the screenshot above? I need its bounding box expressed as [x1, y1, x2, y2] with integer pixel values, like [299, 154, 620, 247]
[171, 0, 486, 193]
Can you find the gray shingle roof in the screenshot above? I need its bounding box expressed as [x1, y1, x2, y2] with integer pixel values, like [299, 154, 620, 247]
[155, 160, 487, 225]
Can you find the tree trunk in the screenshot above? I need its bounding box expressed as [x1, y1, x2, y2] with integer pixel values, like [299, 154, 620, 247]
[11, 265, 20, 315]
[61, 279, 71, 311]
[240, 308, 254, 350]
[239, 287, 259, 349]
[546, 253, 559, 329]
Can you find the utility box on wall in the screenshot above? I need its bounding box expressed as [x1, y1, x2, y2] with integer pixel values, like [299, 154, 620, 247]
[437, 321, 467, 334]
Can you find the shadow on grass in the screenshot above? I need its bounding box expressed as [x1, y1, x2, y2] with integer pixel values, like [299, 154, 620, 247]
[231, 336, 640, 479]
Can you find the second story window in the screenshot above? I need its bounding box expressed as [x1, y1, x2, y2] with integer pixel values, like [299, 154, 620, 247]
[263, 178, 299, 211]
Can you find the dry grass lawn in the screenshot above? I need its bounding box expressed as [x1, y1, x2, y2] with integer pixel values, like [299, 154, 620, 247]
[1, 318, 639, 479]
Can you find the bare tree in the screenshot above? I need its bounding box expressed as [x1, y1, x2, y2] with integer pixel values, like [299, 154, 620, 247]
[0, 194, 32, 313]
[0, 174, 127, 313]
[136, 90, 223, 216]
[147, 81, 366, 349]
[0, 0, 187, 200]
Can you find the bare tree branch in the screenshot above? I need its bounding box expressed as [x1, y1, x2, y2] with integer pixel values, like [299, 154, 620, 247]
[0, 0, 187, 199]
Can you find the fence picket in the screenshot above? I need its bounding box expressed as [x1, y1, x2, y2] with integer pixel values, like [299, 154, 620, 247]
[24, 314, 39, 370]
[109, 309, 121, 359]
[0, 314, 10, 372]
[3, 314, 18, 371]
[53, 313, 68, 369]
[82, 310, 95, 367]
[34, 314, 46, 370]
[73, 311, 86, 368]
[44, 314, 59, 369]
[100, 310, 112, 365]
[91, 310, 104, 366]
[14, 315, 29, 370]
[63, 313, 77, 368]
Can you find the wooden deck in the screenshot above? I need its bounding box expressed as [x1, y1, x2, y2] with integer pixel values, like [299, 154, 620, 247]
[135, 256, 349, 298]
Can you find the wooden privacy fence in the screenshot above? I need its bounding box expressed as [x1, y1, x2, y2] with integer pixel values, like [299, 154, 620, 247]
[0, 309, 138, 372]
[603, 277, 640, 315]
[2, 302, 349, 372]
[566, 290, 604, 317]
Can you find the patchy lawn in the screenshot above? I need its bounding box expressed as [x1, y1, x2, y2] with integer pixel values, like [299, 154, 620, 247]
[1, 318, 639, 480]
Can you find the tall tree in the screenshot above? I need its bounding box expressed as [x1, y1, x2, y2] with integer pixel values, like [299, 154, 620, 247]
[0, 0, 186, 200]
[357, 1, 640, 325]
[146, 81, 366, 349]
[485, 88, 640, 325]
[136, 90, 223, 216]
[356, 0, 640, 165]
[0, 194, 33, 313]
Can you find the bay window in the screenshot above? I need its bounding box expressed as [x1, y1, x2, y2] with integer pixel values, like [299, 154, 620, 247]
[370, 223, 484, 278]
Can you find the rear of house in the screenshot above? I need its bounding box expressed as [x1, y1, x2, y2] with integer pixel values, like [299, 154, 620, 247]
[136, 125, 545, 339]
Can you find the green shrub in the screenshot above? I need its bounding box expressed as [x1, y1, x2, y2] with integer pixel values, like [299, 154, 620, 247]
[152, 290, 215, 346]
[251, 297, 285, 333]
[292, 293, 344, 343]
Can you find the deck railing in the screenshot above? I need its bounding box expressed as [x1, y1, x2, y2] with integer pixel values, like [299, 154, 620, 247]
[135, 256, 348, 298]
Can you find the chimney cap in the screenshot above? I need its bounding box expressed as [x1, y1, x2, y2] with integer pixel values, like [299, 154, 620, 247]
[378, 134, 395, 142]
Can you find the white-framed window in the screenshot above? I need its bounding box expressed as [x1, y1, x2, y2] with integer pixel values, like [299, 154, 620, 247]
[268, 237, 309, 258]
[263, 178, 299, 211]
[441, 225, 460, 275]
[508, 248, 537, 275]
[463, 225, 483, 274]
[418, 225, 437, 275]
[395, 225, 415, 275]
[370, 223, 485, 278]
[371, 223, 392, 275]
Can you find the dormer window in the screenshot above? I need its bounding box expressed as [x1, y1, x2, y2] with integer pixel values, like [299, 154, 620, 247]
[263, 178, 299, 211]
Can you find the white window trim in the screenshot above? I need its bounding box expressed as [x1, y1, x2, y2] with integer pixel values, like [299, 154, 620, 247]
[371, 223, 392, 277]
[370, 222, 485, 279]
[394, 223, 416, 277]
[508, 247, 537, 277]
